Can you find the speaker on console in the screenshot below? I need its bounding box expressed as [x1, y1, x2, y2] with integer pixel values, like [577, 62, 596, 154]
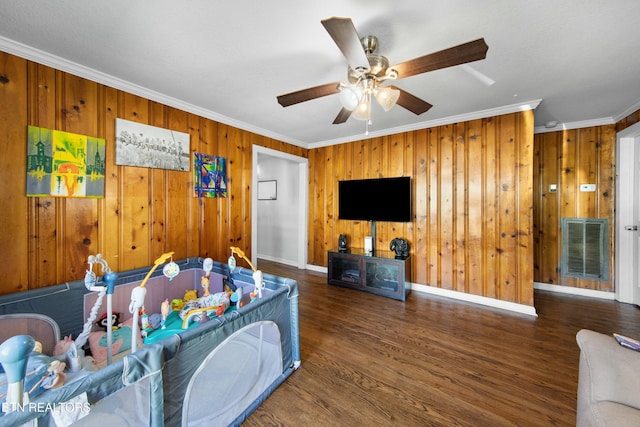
[338, 234, 347, 252]
[389, 238, 409, 259]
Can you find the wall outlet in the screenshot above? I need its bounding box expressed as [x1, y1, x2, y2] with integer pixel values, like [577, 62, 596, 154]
[549, 184, 557, 193]
[579, 184, 596, 192]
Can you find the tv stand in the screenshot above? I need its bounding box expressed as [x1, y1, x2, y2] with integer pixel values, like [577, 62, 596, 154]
[327, 249, 411, 301]
[369, 220, 376, 254]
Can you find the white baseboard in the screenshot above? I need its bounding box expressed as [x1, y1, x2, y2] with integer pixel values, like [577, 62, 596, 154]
[306, 264, 328, 273]
[534, 282, 615, 300]
[306, 264, 537, 317]
[257, 254, 298, 268]
[410, 282, 538, 317]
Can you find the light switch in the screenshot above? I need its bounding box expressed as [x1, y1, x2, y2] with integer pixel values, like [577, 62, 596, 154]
[580, 184, 596, 192]
[549, 184, 557, 193]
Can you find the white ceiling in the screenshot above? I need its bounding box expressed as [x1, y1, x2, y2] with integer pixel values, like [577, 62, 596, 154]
[1, 1, 639, 148]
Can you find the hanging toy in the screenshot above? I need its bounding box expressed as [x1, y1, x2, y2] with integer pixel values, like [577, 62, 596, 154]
[163, 254, 180, 281]
[228, 253, 237, 273]
[228, 247, 264, 300]
[201, 257, 213, 297]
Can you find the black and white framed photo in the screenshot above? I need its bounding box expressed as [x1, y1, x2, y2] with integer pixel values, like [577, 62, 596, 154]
[115, 118, 190, 171]
[258, 180, 277, 200]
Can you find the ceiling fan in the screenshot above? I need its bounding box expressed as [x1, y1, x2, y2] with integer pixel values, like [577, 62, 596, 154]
[277, 17, 489, 125]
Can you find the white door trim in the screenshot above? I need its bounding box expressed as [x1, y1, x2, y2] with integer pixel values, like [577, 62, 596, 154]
[251, 145, 308, 269]
[615, 121, 640, 303]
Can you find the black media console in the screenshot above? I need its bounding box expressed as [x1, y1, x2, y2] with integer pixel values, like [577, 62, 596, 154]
[327, 249, 411, 301]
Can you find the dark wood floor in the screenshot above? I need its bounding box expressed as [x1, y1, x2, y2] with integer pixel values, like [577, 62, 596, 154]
[244, 261, 640, 427]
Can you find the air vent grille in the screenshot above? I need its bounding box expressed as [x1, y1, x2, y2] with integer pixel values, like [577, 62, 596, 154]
[561, 218, 609, 280]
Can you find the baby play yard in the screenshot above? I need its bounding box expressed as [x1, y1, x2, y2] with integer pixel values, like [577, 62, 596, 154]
[0, 251, 300, 426]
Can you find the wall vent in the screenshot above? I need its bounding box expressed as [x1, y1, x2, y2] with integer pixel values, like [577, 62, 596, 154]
[560, 218, 609, 280]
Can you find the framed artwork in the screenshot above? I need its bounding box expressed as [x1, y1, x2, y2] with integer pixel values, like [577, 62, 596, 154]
[115, 118, 190, 171]
[258, 180, 277, 200]
[193, 153, 227, 198]
[26, 125, 105, 198]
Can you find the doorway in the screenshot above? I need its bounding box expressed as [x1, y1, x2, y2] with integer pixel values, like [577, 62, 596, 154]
[616, 121, 640, 304]
[251, 145, 308, 269]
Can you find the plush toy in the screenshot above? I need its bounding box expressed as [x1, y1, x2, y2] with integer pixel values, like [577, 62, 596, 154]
[183, 289, 198, 302]
[201, 274, 211, 297]
[95, 312, 122, 331]
[171, 298, 184, 311]
[139, 309, 165, 338]
[148, 313, 162, 329]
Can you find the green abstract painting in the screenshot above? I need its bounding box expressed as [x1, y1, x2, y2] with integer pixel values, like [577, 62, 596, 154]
[27, 125, 106, 198]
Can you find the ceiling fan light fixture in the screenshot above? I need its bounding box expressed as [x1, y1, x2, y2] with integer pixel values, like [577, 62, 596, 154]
[375, 86, 400, 111]
[352, 93, 372, 121]
[339, 84, 363, 111]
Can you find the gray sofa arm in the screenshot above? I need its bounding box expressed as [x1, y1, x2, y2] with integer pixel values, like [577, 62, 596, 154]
[576, 329, 640, 426]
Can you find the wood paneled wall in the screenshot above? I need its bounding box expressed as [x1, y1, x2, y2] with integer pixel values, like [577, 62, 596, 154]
[1, 50, 541, 308]
[0, 52, 306, 295]
[308, 112, 535, 307]
[533, 125, 616, 291]
[616, 107, 640, 133]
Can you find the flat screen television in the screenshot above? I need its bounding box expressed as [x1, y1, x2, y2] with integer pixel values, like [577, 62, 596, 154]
[338, 177, 411, 222]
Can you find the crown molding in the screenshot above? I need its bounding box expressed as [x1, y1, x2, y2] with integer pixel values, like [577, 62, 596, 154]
[614, 98, 640, 123]
[0, 35, 309, 149]
[8, 34, 625, 148]
[309, 99, 542, 149]
[534, 97, 640, 135]
[533, 117, 616, 134]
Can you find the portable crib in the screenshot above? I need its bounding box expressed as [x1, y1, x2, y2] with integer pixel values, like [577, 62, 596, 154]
[0, 257, 300, 426]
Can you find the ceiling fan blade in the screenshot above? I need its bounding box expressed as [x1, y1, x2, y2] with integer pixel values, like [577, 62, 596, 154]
[333, 107, 352, 124]
[321, 17, 370, 72]
[388, 86, 433, 115]
[391, 38, 489, 79]
[277, 82, 340, 107]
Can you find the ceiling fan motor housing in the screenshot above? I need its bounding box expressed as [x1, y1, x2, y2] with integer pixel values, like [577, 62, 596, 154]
[347, 35, 396, 83]
[348, 53, 391, 83]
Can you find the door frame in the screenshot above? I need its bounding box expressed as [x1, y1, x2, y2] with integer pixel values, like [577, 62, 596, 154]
[251, 145, 308, 269]
[615, 121, 640, 303]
